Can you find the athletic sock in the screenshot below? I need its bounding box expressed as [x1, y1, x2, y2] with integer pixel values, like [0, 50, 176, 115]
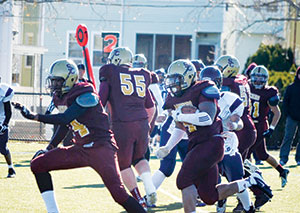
[130, 187, 143, 202]
[140, 172, 156, 195]
[237, 190, 251, 211]
[276, 164, 284, 175]
[41, 190, 59, 213]
[152, 170, 166, 189]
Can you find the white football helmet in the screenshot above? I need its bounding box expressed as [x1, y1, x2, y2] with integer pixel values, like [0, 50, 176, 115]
[133, 54, 147, 68]
[215, 55, 240, 78]
[250, 65, 269, 89]
[165, 59, 196, 96]
[46, 59, 78, 95]
[107, 47, 133, 66]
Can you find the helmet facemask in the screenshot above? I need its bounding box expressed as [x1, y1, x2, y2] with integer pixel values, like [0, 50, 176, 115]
[251, 74, 267, 89]
[165, 74, 185, 97]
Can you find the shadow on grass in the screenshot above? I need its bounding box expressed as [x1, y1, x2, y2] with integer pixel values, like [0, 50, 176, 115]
[120, 202, 182, 213]
[14, 160, 31, 168]
[63, 183, 105, 189]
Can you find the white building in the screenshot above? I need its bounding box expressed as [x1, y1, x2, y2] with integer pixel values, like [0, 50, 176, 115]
[1, 0, 286, 87]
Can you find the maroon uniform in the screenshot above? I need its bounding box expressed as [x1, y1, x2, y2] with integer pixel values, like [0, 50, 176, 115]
[163, 81, 224, 205]
[99, 64, 155, 170]
[248, 84, 279, 160]
[31, 82, 130, 205]
[222, 74, 256, 160]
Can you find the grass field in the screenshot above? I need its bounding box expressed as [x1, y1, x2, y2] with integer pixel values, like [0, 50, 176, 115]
[0, 141, 300, 213]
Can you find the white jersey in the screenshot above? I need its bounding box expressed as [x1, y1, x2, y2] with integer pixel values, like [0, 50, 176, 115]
[0, 83, 14, 125]
[222, 131, 239, 156]
[167, 118, 188, 140]
[218, 91, 244, 155]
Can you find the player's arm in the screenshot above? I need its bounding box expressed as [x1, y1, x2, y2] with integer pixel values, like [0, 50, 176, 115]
[264, 95, 281, 138]
[3, 101, 12, 126]
[145, 88, 156, 123]
[155, 122, 186, 159]
[173, 86, 219, 126]
[98, 79, 110, 107]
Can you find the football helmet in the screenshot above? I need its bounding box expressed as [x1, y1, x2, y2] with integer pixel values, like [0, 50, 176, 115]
[107, 47, 133, 66]
[133, 54, 147, 68]
[250, 65, 269, 89]
[165, 59, 196, 96]
[46, 59, 78, 95]
[214, 55, 240, 78]
[199, 66, 223, 89]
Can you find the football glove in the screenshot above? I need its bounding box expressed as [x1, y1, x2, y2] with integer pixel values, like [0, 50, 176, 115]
[12, 102, 36, 120]
[0, 124, 8, 135]
[155, 146, 170, 159]
[263, 128, 274, 138]
[32, 149, 48, 160]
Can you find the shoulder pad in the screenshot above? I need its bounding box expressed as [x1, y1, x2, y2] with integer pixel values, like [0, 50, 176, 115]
[202, 85, 220, 99]
[76, 92, 99, 108]
[268, 95, 280, 106]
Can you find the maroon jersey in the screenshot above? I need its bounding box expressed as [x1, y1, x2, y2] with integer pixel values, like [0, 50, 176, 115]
[151, 71, 159, 84]
[250, 84, 279, 124]
[53, 82, 114, 146]
[163, 81, 223, 149]
[99, 64, 154, 122]
[222, 74, 251, 115]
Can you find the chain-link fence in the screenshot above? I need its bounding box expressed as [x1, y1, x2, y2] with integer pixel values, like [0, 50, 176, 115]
[10, 92, 54, 142]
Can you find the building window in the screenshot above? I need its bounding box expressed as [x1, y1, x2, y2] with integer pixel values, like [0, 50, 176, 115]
[198, 44, 215, 65]
[92, 33, 104, 67]
[67, 32, 83, 61]
[136, 34, 191, 71]
[25, 55, 33, 68]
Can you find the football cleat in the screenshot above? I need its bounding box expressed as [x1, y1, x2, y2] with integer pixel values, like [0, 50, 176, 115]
[139, 198, 148, 211]
[7, 168, 16, 178]
[280, 169, 289, 188]
[196, 197, 206, 207]
[254, 193, 270, 210]
[232, 199, 243, 213]
[247, 171, 273, 199]
[144, 192, 157, 208]
[216, 199, 226, 213]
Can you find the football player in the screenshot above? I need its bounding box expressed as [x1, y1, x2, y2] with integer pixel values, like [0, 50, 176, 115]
[200, 66, 256, 213]
[215, 55, 256, 161]
[99, 47, 157, 208]
[155, 60, 271, 213]
[248, 65, 289, 188]
[13, 59, 146, 213]
[0, 83, 16, 178]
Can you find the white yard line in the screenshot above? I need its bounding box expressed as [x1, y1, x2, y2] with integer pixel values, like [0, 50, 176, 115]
[158, 188, 209, 213]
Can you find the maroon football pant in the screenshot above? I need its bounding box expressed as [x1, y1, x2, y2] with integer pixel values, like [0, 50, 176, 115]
[247, 122, 269, 160]
[176, 136, 224, 205]
[236, 114, 257, 161]
[112, 119, 149, 170]
[30, 142, 129, 204]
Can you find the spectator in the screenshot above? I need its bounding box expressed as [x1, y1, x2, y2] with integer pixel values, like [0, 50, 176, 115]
[279, 67, 300, 166]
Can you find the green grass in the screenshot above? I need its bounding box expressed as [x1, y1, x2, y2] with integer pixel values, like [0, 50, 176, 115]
[0, 141, 299, 213]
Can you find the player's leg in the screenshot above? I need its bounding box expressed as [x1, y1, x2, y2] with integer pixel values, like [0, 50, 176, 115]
[222, 153, 253, 212]
[0, 130, 15, 177]
[112, 121, 146, 208]
[89, 143, 146, 213]
[30, 145, 89, 213]
[133, 120, 157, 206]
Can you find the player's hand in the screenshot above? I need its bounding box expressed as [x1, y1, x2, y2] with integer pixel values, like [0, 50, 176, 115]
[155, 146, 170, 159]
[263, 128, 274, 138]
[32, 149, 48, 160]
[12, 102, 36, 120]
[0, 124, 8, 135]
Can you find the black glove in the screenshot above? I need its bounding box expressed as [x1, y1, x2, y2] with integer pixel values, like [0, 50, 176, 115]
[12, 102, 36, 120]
[32, 149, 48, 160]
[0, 124, 8, 135]
[263, 128, 274, 138]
